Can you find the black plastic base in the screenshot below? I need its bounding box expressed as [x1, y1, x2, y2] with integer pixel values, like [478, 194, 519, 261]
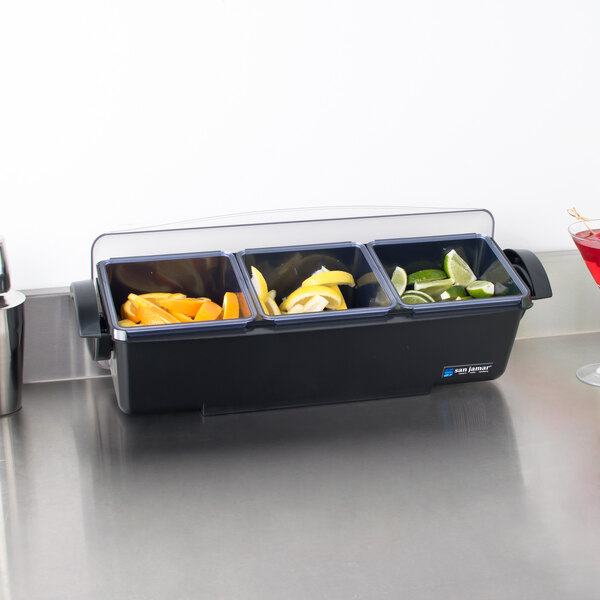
[111, 305, 522, 415]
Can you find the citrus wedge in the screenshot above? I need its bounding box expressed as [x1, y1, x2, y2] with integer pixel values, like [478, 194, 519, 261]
[280, 284, 344, 313]
[443, 250, 476, 286]
[287, 303, 306, 314]
[250, 266, 269, 302]
[194, 300, 222, 321]
[413, 278, 454, 297]
[135, 304, 181, 325]
[236, 292, 250, 318]
[170, 311, 193, 322]
[391, 266, 407, 296]
[120, 300, 140, 323]
[162, 297, 208, 317]
[264, 295, 281, 316]
[466, 280, 495, 298]
[301, 295, 329, 313]
[401, 290, 435, 304]
[222, 291, 240, 319]
[118, 318, 139, 327]
[301, 270, 355, 288]
[407, 269, 447, 285]
[439, 285, 467, 300]
[128, 293, 180, 324]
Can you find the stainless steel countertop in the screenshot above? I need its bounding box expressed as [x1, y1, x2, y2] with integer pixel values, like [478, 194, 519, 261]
[2, 333, 600, 600]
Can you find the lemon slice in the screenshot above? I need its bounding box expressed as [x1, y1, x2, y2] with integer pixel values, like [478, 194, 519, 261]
[264, 295, 281, 315]
[287, 304, 306, 314]
[332, 286, 348, 309]
[302, 295, 329, 313]
[280, 284, 344, 312]
[284, 295, 329, 314]
[250, 266, 269, 301]
[301, 270, 355, 288]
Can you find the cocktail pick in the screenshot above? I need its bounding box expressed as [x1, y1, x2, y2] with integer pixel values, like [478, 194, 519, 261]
[568, 208, 594, 234]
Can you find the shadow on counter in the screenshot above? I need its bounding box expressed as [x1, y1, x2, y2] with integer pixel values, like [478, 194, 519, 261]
[72, 377, 520, 471]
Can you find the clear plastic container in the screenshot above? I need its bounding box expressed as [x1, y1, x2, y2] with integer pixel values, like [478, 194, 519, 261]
[237, 242, 394, 324]
[368, 234, 531, 312]
[97, 251, 257, 338]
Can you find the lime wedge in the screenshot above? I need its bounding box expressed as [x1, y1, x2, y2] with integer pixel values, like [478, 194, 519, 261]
[391, 266, 408, 295]
[439, 285, 467, 300]
[466, 280, 495, 298]
[413, 278, 454, 297]
[443, 249, 476, 286]
[407, 269, 447, 285]
[401, 290, 435, 304]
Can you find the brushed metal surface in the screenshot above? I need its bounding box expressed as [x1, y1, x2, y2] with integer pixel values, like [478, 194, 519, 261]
[1, 333, 600, 599]
[22, 288, 108, 384]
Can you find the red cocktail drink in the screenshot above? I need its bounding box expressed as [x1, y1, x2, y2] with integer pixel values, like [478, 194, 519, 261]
[572, 228, 600, 287]
[569, 218, 600, 386]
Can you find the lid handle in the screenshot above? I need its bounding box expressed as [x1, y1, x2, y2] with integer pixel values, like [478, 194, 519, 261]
[0, 237, 11, 294]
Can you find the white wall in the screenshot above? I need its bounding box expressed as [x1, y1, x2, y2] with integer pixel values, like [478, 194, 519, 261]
[1, 1, 599, 290]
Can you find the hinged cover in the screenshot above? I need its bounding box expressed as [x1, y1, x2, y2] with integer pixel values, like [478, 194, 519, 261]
[90, 207, 494, 276]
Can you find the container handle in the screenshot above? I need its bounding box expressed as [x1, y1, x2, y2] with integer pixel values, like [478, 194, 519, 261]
[503, 249, 552, 300]
[70, 280, 112, 361]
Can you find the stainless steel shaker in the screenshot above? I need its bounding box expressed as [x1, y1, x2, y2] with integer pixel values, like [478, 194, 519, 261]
[0, 237, 25, 416]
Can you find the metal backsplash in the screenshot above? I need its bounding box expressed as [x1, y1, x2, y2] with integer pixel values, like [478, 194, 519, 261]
[23, 289, 108, 384]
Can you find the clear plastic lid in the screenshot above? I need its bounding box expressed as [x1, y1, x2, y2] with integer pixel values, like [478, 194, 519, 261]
[90, 207, 494, 277]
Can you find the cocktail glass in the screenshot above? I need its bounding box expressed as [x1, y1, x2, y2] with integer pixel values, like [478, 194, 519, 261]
[569, 218, 600, 385]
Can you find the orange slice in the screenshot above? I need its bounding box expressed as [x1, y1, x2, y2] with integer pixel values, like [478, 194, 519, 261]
[135, 304, 179, 325]
[118, 318, 139, 327]
[128, 293, 180, 324]
[120, 300, 140, 323]
[236, 292, 251, 318]
[162, 297, 208, 317]
[170, 311, 193, 322]
[194, 300, 222, 321]
[222, 292, 239, 319]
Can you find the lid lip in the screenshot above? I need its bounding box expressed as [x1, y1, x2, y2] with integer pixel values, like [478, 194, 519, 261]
[371, 232, 487, 247]
[238, 240, 360, 256]
[96, 248, 233, 268]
